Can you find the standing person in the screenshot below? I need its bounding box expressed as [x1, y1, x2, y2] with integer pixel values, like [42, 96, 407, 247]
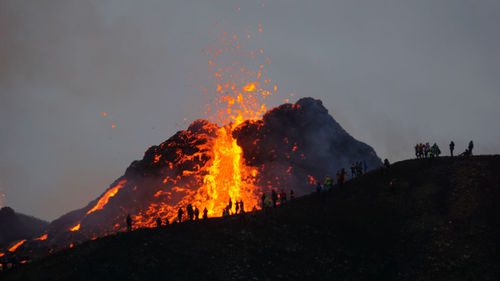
[177, 208, 183, 223]
[194, 207, 200, 220]
[424, 143, 430, 158]
[280, 189, 287, 204]
[433, 143, 441, 157]
[271, 190, 278, 206]
[290, 189, 295, 200]
[324, 176, 333, 191]
[357, 162, 363, 176]
[202, 207, 208, 220]
[228, 198, 233, 214]
[414, 144, 419, 158]
[156, 217, 162, 228]
[449, 141, 455, 156]
[261, 193, 266, 209]
[468, 140, 474, 155]
[235, 201, 240, 215]
[350, 164, 356, 178]
[239, 200, 244, 214]
[126, 214, 132, 232]
[187, 204, 194, 221]
[418, 143, 424, 158]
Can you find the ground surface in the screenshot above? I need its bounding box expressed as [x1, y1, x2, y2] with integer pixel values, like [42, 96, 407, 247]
[2, 156, 500, 281]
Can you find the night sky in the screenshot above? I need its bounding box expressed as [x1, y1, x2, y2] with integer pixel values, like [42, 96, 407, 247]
[1, 0, 499, 220]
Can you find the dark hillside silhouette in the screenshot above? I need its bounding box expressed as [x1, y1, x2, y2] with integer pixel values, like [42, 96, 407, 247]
[2, 156, 500, 281]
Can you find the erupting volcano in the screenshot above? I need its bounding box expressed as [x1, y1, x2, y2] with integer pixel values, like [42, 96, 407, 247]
[43, 97, 381, 247]
[1, 15, 382, 258]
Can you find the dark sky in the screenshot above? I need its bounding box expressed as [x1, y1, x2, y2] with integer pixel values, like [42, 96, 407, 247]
[1, 0, 499, 221]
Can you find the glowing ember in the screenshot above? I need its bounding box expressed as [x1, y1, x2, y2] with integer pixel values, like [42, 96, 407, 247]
[8, 239, 27, 252]
[242, 83, 256, 92]
[86, 180, 127, 215]
[0, 252, 5, 257]
[69, 223, 80, 232]
[34, 234, 48, 241]
[307, 175, 317, 185]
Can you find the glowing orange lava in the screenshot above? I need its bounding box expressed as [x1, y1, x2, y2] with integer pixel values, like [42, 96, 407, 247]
[69, 223, 80, 232]
[8, 239, 26, 252]
[87, 180, 127, 215]
[34, 234, 48, 241]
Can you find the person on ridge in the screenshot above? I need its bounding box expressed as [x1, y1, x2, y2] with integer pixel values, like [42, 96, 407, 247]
[280, 189, 287, 204]
[239, 200, 244, 214]
[449, 141, 455, 156]
[468, 140, 474, 155]
[290, 189, 295, 200]
[235, 201, 240, 215]
[316, 182, 322, 194]
[261, 193, 266, 209]
[424, 143, 430, 158]
[156, 217, 162, 228]
[187, 204, 194, 221]
[177, 207, 183, 223]
[228, 198, 233, 214]
[324, 176, 333, 191]
[433, 143, 441, 157]
[264, 196, 272, 208]
[126, 214, 132, 232]
[203, 207, 208, 220]
[271, 189, 278, 206]
[194, 207, 199, 220]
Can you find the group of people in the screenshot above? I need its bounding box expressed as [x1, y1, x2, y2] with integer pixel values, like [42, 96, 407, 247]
[222, 198, 245, 217]
[414, 142, 442, 158]
[124, 140, 479, 232]
[178, 205, 209, 223]
[125, 204, 213, 231]
[415, 140, 474, 158]
[261, 189, 295, 208]
[350, 161, 366, 178]
[316, 168, 347, 194]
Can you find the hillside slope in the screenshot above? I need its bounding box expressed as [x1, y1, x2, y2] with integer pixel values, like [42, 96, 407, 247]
[2, 156, 500, 281]
[0, 207, 48, 249]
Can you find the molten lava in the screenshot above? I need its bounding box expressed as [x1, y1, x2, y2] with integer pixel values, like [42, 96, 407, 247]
[87, 180, 127, 215]
[34, 234, 48, 241]
[8, 239, 26, 252]
[69, 223, 80, 232]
